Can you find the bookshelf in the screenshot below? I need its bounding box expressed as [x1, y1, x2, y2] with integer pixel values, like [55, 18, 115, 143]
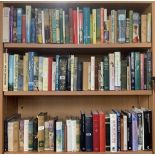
[0, 1, 155, 154]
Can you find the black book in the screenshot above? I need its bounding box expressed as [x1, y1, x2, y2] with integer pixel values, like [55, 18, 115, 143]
[77, 62, 83, 91]
[80, 112, 86, 151]
[85, 115, 93, 151]
[121, 58, 127, 90]
[4, 113, 21, 151]
[143, 109, 152, 150]
[33, 117, 38, 151]
[105, 113, 110, 151]
[66, 55, 71, 90]
[54, 116, 58, 152]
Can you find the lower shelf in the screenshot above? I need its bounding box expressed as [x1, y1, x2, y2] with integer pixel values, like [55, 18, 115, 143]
[4, 151, 153, 154]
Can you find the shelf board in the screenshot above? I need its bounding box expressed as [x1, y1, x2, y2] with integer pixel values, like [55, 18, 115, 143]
[4, 151, 153, 154]
[3, 90, 152, 96]
[4, 43, 151, 49]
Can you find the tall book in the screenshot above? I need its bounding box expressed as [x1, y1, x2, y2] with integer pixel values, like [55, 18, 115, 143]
[129, 10, 133, 43]
[23, 53, 28, 91]
[41, 10, 45, 44]
[103, 56, 109, 90]
[96, 9, 101, 43]
[52, 62, 56, 91]
[141, 15, 147, 43]
[83, 62, 89, 91]
[14, 54, 19, 91]
[70, 55, 74, 91]
[92, 9, 96, 44]
[17, 8, 22, 43]
[38, 57, 43, 91]
[147, 13, 151, 43]
[26, 5, 31, 43]
[9, 6, 14, 43]
[34, 54, 39, 91]
[135, 52, 140, 90]
[133, 12, 140, 43]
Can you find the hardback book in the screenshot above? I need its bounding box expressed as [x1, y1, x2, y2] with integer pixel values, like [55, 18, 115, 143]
[62, 10, 65, 44]
[70, 55, 74, 91]
[66, 119, 72, 152]
[114, 52, 121, 90]
[69, 8, 73, 44]
[26, 5, 31, 43]
[41, 10, 45, 43]
[14, 54, 19, 91]
[9, 6, 14, 43]
[105, 113, 110, 151]
[49, 119, 54, 151]
[147, 13, 151, 43]
[52, 62, 56, 91]
[77, 62, 83, 91]
[56, 9, 60, 43]
[76, 119, 80, 151]
[85, 115, 93, 151]
[36, 8, 42, 43]
[117, 10, 126, 43]
[17, 8, 22, 43]
[103, 56, 109, 90]
[127, 55, 131, 90]
[44, 120, 50, 150]
[3, 7, 10, 42]
[141, 15, 147, 43]
[129, 10, 133, 43]
[131, 52, 135, 90]
[8, 122, 13, 151]
[135, 52, 140, 90]
[28, 52, 34, 91]
[126, 18, 130, 43]
[140, 53, 144, 90]
[110, 113, 117, 152]
[31, 18, 36, 43]
[22, 15, 26, 43]
[19, 120, 24, 151]
[18, 55, 23, 91]
[3, 52, 8, 91]
[13, 8, 17, 42]
[71, 120, 77, 152]
[133, 12, 140, 43]
[13, 121, 19, 151]
[72, 10, 77, 44]
[55, 55, 60, 91]
[34, 55, 39, 91]
[111, 10, 116, 43]
[88, 62, 91, 90]
[79, 10, 83, 44]
[83, 62, 89, 91]
[23, 53, 28, 91]
[109, 53, 115, 90]
[37, 112, 47, 152]
[100, 8, 104, 43]
[93, 112, 100, 152]
[65, 14, 69, 43]
[51, 9, 56, 43]
[83, 7, 90, 44]
[43, 57, 48, 91]
[48, 57, 53, 91]
[24, 119, 29, 151]
[44, 9, 50, 43]
[92, 9, 96, 44]
[121, 57, 127, 90]
[90, 14, 93, 43]
[73, 57, 78, 91]
[90, 56, 95, 90]
[28, 119, 34, 151]
[33, 118, 38, 151]
[38, 57, 43, 91]
[96, 8, 101, 43]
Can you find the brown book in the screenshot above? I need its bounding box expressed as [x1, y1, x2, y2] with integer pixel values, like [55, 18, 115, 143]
[83, 62, 90, 91]
[141, 14, 147, 43]
[37, 112, 47, 152]
[13, 121, 19, 151]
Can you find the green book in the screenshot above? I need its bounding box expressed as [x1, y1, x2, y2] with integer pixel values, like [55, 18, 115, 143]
[135, 52, 140, 90]
[121, 58, 127, 90]
[90, 14, 93, 43]
[65, 14, 70, 43]
[59, 9, 63, 44]
[129, 10, 133, 43]
[96, 8, 101, 43]
[103, 55, 109, 90]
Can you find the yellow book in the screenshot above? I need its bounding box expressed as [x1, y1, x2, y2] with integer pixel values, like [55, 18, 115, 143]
[23, 53, 28, 91]
[92, 9, 96, 44]
[147, 13, 151, 43]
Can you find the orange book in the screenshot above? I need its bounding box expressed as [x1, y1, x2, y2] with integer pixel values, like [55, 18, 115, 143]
[99, 112, 106, 152]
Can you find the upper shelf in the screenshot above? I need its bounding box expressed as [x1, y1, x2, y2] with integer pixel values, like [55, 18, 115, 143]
[4, 43, 151, 49]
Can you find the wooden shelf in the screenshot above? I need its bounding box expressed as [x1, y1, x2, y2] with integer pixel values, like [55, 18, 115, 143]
[3, 90, 152, 96]
[4, 151, 153, 154]
[4, 43, 151, 49]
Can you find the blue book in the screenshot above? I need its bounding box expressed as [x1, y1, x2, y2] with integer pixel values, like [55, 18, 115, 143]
[31, 18, 36, 43]
[118, 10, 126, 43]
[17, 8, 22, 43]
[85, 115, 93, 151]
[26, 6, 31, 43]
[83, 7, 90, 44]
[18, 55, 23, 90]
[55, 55, 60, 91]
[28, 52, 34, 91]
[8, 55, 14, 91]
[132, 112, 138, 151]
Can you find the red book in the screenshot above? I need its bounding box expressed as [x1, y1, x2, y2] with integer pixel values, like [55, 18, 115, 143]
[100, 8, 104, 43]
[99, 112, 106, 152]
[72, 10, 77, 44]
[48, 57, 53, 91]
[93, 112, 100, 152]
[69, 8, 73, 44]
[22, 15, 26, 43]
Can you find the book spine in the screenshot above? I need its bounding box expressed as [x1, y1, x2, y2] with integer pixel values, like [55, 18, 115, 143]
[103, 56, 109, 90]
[140, 53, 144, 90]
[13, 121, 19, 151]
[127, 113, 132, 150]
[24, 120, 29, 151]
[131, 52, 135, 90]
[22, 15, 26, 43]
[14, 54, 19, 91]
[135, 52, 140, 90]
[33, 55, 39, 91]
[100, 8, 104, 43]
[88, 62, 91, 90]
[147, 13, 151, 43]
[91, 56, 95, 90]
[127, 56, 131, 90]
[73, 57, 78, 91]
[110, 113, 117, 152]
[73, 10, 77, 44]
[65, 14, 70, 43]
[109, 53, 115, 90]
[59, 9, 63, 44]
[48, 57, 52, 91]
[9, 6, 14, 42]
[41, 10, 45, 44]
[121, 59, 127, 90]
[96, 9, 101, 43]
[43, 57, 48, 91]
[104, 9, 108, 43]
[26, 6, 31, 43]
[17, 8, 22, 43]
[71, 120, 76, 151]
[19, 120, 24, 151]
[123, 115, 128, 150]
[77, 7, 79, 44]
[133, 12, 140, 43]
[8, 55, 14, 91]
[69, 8, 73, 43]
[79, 10, 83, 44]
[36, 9, 42, 43]
[49, 120, 54, 151]
[105, 115, 110, 151]
[28, 52, 34, 91]
[76, 120, 80, 151]
[33, 118, 38, 151]
[28, 120, 33, 151]
[129, 10, 133, 43]
[141, 15, 147, 43]
[13, 8, 17, 42]
[23, 53, 28, 91]
[56, 122, 63, 152]
[3, 52, 8, 91]
[31, 18, 36, 43]
[56, 9, 60, 43]
[92, 9, 96, 44]
[63, 11, 65, 44]
[126, 18, 130, 43]
[44, 121, 49, 150]
[52, 62, 56, 91]
[55, 55, 60, 91]
[111, 10, 115, 43]
[66, 120, 72, 151]
[71, 55, 74, 91]
[38, 57, 43, 91]
[77, 62, 83, 91]
[18, 55, 23, 91]
[117, 113, 121, 151]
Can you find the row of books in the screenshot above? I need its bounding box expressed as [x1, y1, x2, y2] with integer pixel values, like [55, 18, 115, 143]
[3, 50, 152, 91]
[5, 107, 152, 152]
[3, 6, 151, 44]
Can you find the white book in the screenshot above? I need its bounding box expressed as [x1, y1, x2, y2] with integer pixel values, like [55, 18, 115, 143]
[52, 61, 56, 91]
[41, 10, 45, 44]
[63, 11, 65, 44]
[71, 120, 76, 152]
[14, 54, 19, 91]
[77, 7, 79, 44]
[8, 122, 13, 151]
[43, 57, 48, 91]
[91, 56, 95, 90]
[88, 62, 91, 90]
[110, 113, 117, 152]
[104, 8, 107, 22]
[3, 7, 10, 42]
[66, 120, 72, 152]
[109, 53, 115, 90]
[56, 121, 62, 152]
[114, 52, 121, 90]
[3, 52, 8, 91]
[26, 5, 31, 43]
[147, 13, 151, 43]
[71, 55, 74, 91]
[24, 120, 29, 151]
[123, 115, 128, 151]
[38, 57, 43, 91]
